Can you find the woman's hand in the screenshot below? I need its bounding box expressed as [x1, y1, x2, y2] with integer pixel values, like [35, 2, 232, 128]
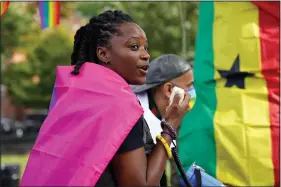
[164, 92, 190, 130]
[111, 93, 190, 187]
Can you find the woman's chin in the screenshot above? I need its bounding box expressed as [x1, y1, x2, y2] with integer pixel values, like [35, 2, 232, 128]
[129, 77, 146, 85]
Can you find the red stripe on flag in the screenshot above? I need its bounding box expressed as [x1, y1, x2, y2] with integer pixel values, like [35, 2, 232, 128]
[258, 3, 280, 187]
[252, 1, 280, 19]
[54, 2, 60, 25]
[1, 1, 10, 17]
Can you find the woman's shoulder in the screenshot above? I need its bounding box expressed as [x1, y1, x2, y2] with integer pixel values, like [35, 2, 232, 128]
[116, 115, 145, 154]
[117, 115, 155, 155]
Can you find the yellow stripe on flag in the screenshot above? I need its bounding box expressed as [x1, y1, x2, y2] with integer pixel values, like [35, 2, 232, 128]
[213, 2, 274, 186]
[49, 2, 54, 27]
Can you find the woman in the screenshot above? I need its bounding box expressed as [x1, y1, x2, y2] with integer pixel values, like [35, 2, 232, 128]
[20, 10, 190, 187]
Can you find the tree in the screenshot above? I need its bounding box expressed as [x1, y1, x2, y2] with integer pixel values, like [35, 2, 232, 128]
[2, 2, 76, 109]
[76, 2, 198, 60]
[1, 2, 76, 59]
[3, 28, 73, 109]
[0, 4, 35, 58]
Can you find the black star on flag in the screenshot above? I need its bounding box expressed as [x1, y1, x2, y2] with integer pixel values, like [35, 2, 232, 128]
[218, 55, 254, 89]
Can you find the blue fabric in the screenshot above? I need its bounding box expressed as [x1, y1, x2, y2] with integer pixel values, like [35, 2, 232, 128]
[179, 163, 225, 187]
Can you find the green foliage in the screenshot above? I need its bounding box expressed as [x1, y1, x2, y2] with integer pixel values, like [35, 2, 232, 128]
[0, 5, 35, 58]
[60, 2, 77, 18]
[3, 28, 73, 109]
[76, 2, 198, 60]
[1, 2, 76, 58]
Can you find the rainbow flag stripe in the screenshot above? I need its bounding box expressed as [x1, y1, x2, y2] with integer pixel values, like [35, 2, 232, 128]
[1, 1, 10, 17]
[187, 88, 196, 110]
[179, 2, 280, 186]
[38, 1, 60, 29]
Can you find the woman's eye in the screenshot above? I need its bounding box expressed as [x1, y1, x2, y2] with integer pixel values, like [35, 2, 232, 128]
[130, 45, 139, 50]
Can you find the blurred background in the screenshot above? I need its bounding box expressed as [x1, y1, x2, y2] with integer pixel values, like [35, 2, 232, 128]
[1, 2, 199, 186]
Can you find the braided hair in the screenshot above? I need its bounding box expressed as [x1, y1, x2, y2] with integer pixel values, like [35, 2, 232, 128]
[71, 10, 135, 75]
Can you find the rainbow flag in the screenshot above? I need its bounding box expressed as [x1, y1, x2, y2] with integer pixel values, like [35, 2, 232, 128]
[179, 2, 280, 186]
[38, 1, 60, 29]
[1, 1, 10, 17]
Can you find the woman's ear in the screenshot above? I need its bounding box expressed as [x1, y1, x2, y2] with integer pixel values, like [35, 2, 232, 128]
[96, 47, 110, 64]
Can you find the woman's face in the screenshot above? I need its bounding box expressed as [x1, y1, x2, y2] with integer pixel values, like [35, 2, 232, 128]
[98, 22, 150, 85]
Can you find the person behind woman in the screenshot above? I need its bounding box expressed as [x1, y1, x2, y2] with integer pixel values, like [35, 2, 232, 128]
[20, 10, 190, 187]
[131, 54, 195, 187]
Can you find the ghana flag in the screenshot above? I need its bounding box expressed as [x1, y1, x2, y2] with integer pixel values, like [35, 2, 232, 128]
[178, 2, 280, 186]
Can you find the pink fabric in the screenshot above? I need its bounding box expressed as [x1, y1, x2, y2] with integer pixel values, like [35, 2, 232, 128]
[20, 62, 143, 186]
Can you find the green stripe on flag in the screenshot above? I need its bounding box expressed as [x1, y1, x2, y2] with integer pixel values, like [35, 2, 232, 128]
[178, 1, 217, 177]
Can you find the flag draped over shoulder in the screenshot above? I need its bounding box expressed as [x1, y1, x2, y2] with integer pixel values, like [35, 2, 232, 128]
[178, 2, 280, 186]
[20, 63, 143, 186]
